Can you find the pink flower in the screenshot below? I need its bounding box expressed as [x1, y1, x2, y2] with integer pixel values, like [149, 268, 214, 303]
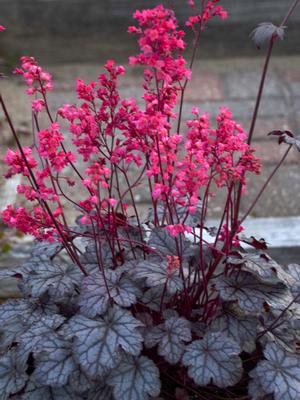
[14, 57, 53, 95]
[32, 99, 45, 113]
[0, 25, 6, 32]
[4, 147, 37, 177]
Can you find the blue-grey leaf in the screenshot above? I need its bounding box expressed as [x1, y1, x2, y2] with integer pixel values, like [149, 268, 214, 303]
[21, 379, 79, 399]
[135, 261, 183, 294]
[250, 22, 285, 47]
[0, 350, 27, 397]
[254, 342, 300, 400]
[248, 369, 273, 400]
[32, 334, 76, 387]
[107, 354, 161, 400]
[79, 270, 140, 317]
[287, 264, 300, 298]
[87, 383, 114, 400]
[259, 312, 299, 352]
[217, 271, 293, 313]
[17, 314, 65, 366]
[19, 260, 81, 300]
[80, 237, 113, 271]
[209, 308, 257, 352]
[182, 332, 242, 388]
[31, 241, 63, 261]
[149, 228, 193, 258]
[145, 317, 191, 364]
[229, 253, 294, 286]
[68, 367, 92, 394]
[141, 286, 170, 312]
[66, 306, 143, 377]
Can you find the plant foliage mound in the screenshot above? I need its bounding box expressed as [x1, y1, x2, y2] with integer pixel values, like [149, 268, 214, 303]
[0, 1, 300, 399]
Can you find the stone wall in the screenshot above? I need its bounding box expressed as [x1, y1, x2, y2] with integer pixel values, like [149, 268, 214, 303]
[1, 1, 300, 62]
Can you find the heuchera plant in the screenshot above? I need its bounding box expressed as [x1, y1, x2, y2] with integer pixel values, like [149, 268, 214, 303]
[0, 1, 300, 399]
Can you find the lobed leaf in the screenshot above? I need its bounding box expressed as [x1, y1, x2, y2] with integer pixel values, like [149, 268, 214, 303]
[268, 130, 300, 152]
[86, 383, 114, 400]
[135, 260, 183, 294]
[32, 334, 76, 387]
[254, 342, 300, 400]
[148, 228, 194, 258]
[107, 354, 161, 400]
[217, 271, 293, 313]
[19, 260, 81, 300]
[228, 252, 294, 286]
[141, 286, 171, 312]
[0, 350, 27, 398]
[209, 308, 257, 352]
[21, 379, 78, 400]
[250, 22, 285, 48]
[66, 306, 143, 377]
[145, 316, 191, 364]
[17, 314, 65, 366]
[182, 332, 242, 388]
[248, 369, 273, 400]
[79, 270, 140, 317]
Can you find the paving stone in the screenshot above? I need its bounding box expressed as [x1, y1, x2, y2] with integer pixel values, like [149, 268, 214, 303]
[181, 97, 287, 121]
[241, 117, 295, 140]
[184, 73, 224, 102]
[240, 164, 300, 218]
[223, 71, 284, 99]
[288, 81, 300, 98]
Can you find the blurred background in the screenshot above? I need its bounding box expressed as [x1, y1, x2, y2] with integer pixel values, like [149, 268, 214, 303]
[0, 0, 300, 285]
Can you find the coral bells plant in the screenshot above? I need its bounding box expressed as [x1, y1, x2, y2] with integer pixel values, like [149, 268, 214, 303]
[0, 1, 300, 399]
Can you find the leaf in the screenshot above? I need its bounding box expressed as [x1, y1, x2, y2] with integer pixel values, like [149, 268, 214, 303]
[19, 260, 81, 300]
[80, 237, 113, 272]
[209, 308, 257, 352]
[21, 379, 78, 400]
[135, 261, 183, 294]
[66, 306, 143, 377]
[68, 367, 92, 394]
[248, 369, 273, 400]
[32, 334, 76, 387]
[268, 129, 300, 152]
[107, 354, 161, 400]
[250, 22, 285, 48]
[254, 342, 300, 400]
[182, 332, 242, 388]
[238, 235, 268, 250]
[258, 310, 300, 352]
[145, 317, 191, 364]
[141, 286, 171, 312]
[287, 264, 300, 298]
[17, 314, 65, 366]
[216, 271, 293, 313]
[0, 350, 27, 397]
[79, 270, 140, 317]
[87, 383, 114, 400]
[148, 228, 193, 258]
[228, 252, 293, 286]
[31, 241, 63, 261]
[0, 317, 24, 352]
[0, 298, 58, 326]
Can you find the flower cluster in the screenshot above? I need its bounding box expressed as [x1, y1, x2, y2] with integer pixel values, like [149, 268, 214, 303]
[14, 57, 53, 113]
[186, 0, 228, 30]
[2, 3, 259, 246]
